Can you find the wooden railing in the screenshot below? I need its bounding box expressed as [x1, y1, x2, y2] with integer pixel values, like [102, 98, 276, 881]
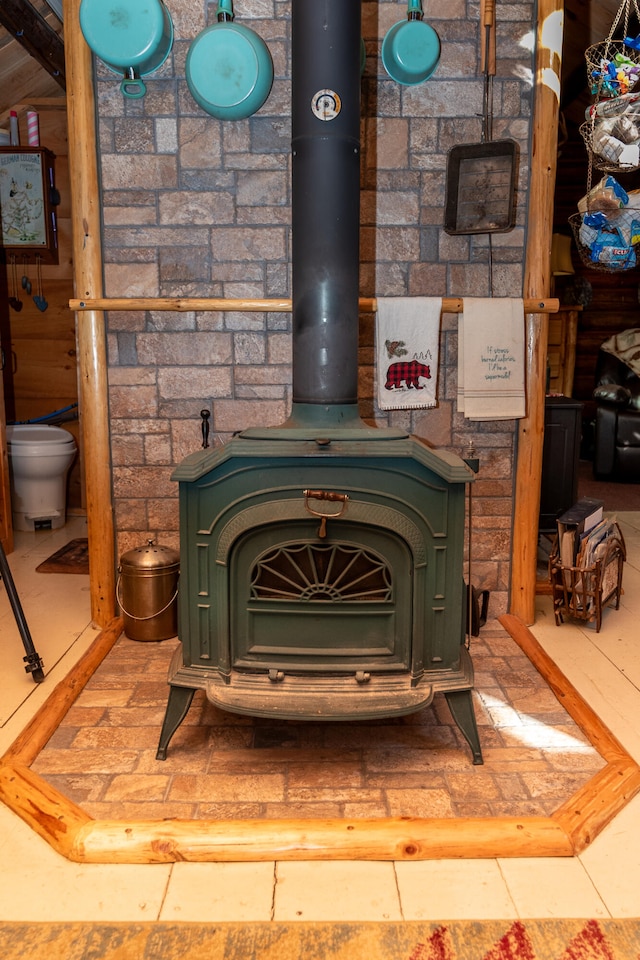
[69, 297, 560, 313]
[71, 296, 559, 314]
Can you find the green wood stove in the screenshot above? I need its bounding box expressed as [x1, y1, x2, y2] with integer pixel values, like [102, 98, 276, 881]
[156, 0, 483, 765]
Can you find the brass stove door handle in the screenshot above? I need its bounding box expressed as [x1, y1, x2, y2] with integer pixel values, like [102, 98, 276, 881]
[303, 489, 349, 538]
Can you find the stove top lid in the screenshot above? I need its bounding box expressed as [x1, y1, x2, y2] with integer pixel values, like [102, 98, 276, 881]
[239, 403, 409, 441]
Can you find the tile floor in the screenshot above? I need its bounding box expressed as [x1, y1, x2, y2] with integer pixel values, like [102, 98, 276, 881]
[1, 512, 640, 922]
[30, 628, 606, 823]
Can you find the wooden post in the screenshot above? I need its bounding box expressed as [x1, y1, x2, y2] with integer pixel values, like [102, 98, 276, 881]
[63, 0, 115, 627]
[510, 0, 564, 624]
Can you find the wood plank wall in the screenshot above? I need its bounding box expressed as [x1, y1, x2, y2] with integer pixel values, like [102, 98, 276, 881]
[0, 99, 82, 510]
[553, 128, 640, 408]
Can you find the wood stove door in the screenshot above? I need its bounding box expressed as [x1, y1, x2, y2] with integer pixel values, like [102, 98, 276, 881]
[230, 521, 412, 673]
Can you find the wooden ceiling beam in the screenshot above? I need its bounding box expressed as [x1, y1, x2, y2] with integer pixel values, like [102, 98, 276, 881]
[0, 0, 65, 90]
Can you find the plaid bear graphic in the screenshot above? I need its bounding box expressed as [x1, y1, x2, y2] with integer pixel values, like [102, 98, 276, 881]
[385, 359, 431, 390]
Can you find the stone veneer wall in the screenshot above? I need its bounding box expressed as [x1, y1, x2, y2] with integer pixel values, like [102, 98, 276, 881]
[97, 0, 534, 618]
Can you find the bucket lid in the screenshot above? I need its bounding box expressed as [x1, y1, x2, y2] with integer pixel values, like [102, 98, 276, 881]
[120, 539, 179, 571]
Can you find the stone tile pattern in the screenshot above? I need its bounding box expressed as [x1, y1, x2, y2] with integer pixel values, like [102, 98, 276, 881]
[32, 627, 605, 822]
[100, 0, 535, 616]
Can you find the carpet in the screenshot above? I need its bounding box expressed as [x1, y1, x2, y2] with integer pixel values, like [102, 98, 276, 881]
[0, 920, 639, 959]
[36, 539, 89, 575]
[577, 461, 639, 513]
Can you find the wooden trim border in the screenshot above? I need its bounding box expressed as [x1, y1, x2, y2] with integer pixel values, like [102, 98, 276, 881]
[1, 615, 639, 863]
[500, 614, 640, 854]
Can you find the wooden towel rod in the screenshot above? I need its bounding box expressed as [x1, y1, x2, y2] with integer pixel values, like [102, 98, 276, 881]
[70, 296, 559, 314]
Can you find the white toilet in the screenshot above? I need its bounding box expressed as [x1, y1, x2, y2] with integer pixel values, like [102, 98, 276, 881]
[6, 424, 77, 531]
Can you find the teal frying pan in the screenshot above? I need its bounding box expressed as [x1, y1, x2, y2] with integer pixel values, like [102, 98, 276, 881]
[79, 0, 174, 99]
[186, 0, 274, 121]
[382, 0, 441, 86]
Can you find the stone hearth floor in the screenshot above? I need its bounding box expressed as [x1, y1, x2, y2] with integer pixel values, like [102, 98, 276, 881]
[31, 625, 605, 821]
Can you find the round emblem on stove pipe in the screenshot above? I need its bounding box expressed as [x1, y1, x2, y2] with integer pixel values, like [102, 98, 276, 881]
[311, 89, 342, 121]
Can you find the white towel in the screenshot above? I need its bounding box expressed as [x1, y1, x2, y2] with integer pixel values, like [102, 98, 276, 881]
[458, 298, 526, 421]
[376, 297, 442, 411]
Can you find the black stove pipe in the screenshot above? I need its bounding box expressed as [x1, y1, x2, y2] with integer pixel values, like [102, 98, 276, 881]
[290, 0, 362, 412]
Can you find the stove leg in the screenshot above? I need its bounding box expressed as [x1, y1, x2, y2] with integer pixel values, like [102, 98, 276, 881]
[156, 685, 196, 760]
[445, 690, 483, 765]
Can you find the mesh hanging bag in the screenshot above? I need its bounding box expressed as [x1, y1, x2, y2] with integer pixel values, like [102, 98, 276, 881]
[581, 0, 640, 174]
[570, 0, 640, 269]
[569, 173, 640, 272]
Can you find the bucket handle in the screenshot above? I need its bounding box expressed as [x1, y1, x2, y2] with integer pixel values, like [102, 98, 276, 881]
[116, 572, 179, 621]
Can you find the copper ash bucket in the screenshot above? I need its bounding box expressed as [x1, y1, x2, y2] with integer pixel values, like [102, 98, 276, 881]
[118, 539, 180, 641]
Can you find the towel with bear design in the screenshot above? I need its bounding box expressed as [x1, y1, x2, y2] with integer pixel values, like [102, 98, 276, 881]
[376, 297, 442, 411]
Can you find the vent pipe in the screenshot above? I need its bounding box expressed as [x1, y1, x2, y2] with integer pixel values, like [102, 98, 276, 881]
[289, 0, 362, 421]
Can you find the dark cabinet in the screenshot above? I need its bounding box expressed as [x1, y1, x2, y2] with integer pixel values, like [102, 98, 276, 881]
[539, 397, 583, 534]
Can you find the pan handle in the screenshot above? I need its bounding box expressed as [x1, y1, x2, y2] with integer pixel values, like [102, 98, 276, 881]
[121, 69, 147, 99]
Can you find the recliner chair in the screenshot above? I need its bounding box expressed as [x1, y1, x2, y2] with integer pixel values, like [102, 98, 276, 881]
[592, 330, 640, 482]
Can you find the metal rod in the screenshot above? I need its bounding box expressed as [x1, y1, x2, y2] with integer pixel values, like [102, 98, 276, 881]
[0, 540, 45, 683]
[70, 297, 560, 314]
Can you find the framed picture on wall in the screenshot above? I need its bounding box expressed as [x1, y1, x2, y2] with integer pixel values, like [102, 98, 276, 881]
[0, 147, 59, 263]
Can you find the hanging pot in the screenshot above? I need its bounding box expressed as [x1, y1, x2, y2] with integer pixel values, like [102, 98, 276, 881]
[186, 0, 274, 121]
[117, 539, 180, 641]
[79, 0, 174, 99]
[381, 0, 441, 86]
